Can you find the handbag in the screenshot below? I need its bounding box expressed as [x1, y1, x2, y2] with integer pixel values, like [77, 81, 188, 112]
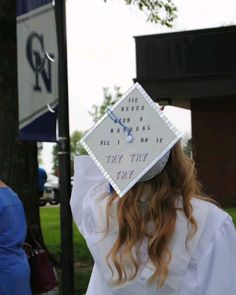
[24, 229, 58, 294]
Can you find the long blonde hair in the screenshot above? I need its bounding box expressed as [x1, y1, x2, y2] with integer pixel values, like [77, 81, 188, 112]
[105, 141, 206, 287]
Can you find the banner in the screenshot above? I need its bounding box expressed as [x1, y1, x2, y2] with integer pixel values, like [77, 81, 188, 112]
[17, 0, 58, 141]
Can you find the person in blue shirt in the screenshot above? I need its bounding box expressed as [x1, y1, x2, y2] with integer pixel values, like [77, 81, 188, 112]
[38, 167, 47, 198]
[0, 180, 31, 295]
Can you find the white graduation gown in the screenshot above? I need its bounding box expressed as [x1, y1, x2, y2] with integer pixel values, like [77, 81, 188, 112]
[70, 156, 236, 295]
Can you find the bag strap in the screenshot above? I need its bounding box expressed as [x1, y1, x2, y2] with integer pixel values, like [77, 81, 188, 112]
[28, 226, 42, 249]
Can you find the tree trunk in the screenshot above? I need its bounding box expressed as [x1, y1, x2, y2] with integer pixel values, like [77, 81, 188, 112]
[0, 0, 42, 242]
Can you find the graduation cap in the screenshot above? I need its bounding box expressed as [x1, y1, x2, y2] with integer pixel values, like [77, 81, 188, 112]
[80, 83, 181, 197]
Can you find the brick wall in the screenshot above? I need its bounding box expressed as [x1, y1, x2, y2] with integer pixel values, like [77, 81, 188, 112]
[191, 97, 236, 207]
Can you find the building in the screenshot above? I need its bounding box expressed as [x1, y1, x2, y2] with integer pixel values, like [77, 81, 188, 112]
[134, 26, 236, 206]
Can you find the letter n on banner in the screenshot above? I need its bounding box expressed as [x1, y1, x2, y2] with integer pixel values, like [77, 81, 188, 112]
[16, 0, 58, 142]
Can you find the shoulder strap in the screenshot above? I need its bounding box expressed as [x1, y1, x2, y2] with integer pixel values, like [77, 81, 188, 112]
[27, 226, 42, 249]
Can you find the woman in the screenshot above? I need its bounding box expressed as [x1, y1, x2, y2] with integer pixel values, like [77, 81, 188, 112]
[71, 142, 236, 295]
[0, 180, 31, 294]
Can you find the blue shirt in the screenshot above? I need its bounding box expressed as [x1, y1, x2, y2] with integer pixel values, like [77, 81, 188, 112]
[0, 187, 31, 294]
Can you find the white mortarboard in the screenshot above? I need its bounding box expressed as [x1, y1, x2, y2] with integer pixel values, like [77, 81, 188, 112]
[80, 83, 181, 197]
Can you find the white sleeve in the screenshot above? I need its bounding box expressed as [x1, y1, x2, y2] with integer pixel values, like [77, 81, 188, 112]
[197, 216, 236, 295]
[70, 155, 106, 235]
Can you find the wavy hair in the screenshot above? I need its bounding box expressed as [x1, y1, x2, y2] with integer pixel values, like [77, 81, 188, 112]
[105, 141, 208, 287]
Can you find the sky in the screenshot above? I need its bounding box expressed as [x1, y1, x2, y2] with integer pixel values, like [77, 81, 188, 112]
[41, 0, 236, 172]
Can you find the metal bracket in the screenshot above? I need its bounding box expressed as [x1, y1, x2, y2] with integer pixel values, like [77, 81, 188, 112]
[57, 136, 69, 156]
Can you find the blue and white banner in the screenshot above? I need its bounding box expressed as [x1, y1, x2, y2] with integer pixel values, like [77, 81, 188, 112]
[17, 0, 58, 142]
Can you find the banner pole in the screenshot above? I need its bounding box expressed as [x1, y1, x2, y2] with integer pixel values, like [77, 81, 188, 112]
[55, 0, 74, 294]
